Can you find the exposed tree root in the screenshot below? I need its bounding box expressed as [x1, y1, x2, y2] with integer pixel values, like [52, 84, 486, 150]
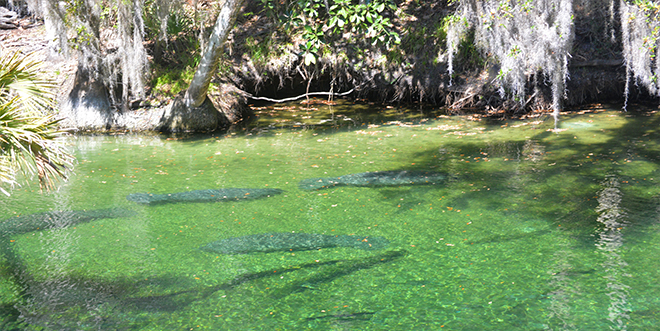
[245, 88, 355, 103]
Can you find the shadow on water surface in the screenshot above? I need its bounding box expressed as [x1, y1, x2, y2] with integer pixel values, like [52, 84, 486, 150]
[271, 250, 406, 299]
[120, 258, 345, 312]
[402, 109, 660, 228]
[0, 208, 137, 236]
[7, 106, 660, 329]
[385, 109, 660, 329]
[0, 220, 406, 330]
[124, 250, 406, 313]
[159, 98, 453, 143]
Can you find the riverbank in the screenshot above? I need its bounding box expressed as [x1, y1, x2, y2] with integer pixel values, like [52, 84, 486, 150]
[0, 23, 249, 133]
[0, 4, 649, 134]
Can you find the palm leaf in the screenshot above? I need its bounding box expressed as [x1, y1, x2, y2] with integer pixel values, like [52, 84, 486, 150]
[0, 51, 56, 114]
[0, 51, 73, 194]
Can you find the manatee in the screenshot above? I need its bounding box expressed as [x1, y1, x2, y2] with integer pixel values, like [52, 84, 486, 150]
[299, 170, 446, 190]
[126, 188, 283, 205]
[0, 208, 136, 236]
[200, 232, 389, 254]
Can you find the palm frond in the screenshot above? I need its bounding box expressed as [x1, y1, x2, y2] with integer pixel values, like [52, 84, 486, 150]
[0, 50, 73, 194]
[0, 51, 57, 114]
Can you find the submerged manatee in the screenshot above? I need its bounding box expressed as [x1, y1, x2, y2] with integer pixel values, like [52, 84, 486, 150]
[200, 233, 389, 254]
[126, 188, 283, 205]
[299, 170, 447, 190]
[0, 208, 136, 236]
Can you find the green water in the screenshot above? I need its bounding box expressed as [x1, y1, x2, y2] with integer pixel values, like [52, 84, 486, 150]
[2, 102, 660, 330]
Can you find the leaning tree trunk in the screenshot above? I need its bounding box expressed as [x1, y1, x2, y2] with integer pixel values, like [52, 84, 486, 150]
[157, 0, 245, 132]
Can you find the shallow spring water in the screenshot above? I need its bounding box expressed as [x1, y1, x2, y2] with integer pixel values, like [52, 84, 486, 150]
[1, 101, 660, 330]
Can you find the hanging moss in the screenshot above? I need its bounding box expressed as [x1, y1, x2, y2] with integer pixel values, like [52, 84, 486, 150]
[620, 0, 660, 108]
[31, 0, 157, 109]
[19, 0, 660, 132]
[447, 0, 574, 119]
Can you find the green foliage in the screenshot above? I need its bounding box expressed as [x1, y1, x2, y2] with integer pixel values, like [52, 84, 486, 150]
[144, 2, 196, 46]
[327, 0, 400, 47]
[454, 28, 485, 69]
[245, 35, 277, 66]
[621, 0, 660, 105]
[144, 3, 195, 39]
[448, 0, 573, 113]
[165, 11, 194, 36]
[143, 1, 203, 96]
[633, 1, 660, 57]
[393, 19, 449, 66]
[631, 0, 660, 11]
[0, 51, 73, 195]
[150, 42, 201, 97]
[257, 0, 400, 65]
[301, 25, 323, 65]
[150, 65, 196, 97]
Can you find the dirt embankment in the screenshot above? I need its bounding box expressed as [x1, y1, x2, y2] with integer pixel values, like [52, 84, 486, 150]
[0, 3, 652, 133]
[0, 20, 253, 133]
[224, 1, 648, 115]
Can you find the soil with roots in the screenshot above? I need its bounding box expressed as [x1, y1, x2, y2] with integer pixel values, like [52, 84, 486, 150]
[1, 5, 655, 134]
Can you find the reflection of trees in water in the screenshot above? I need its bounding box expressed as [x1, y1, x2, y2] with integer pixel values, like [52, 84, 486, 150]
[595, 176, 631, 330]
[74, 134, 166, 154]
[484, 140, 545, 198]
[484, 140, 545, 164]
[521, 140, 545, 163]
[11, 191, 106, 330]
[544, 175, 634, 330]
[546, 235, 580, 330]
[0, 190, 132, 329]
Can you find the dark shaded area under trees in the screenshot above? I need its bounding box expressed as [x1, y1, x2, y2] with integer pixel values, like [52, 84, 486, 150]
[1, 0, 659, 132]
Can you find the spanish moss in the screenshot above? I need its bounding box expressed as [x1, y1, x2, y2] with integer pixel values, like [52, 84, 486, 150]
[448, 0, 574, 122]
[620, 0, 660, 110]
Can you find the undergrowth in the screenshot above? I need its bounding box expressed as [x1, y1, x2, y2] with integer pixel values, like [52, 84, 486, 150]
[150, 64, 196, 98]
[145, 6, 201, 99]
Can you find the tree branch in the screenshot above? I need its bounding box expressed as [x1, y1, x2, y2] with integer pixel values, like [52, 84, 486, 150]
[246, 89, 355, 103]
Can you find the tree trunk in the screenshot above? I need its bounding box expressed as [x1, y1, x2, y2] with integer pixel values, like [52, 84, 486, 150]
[184, 0, 244, 108]
[157, 0, 245, 132]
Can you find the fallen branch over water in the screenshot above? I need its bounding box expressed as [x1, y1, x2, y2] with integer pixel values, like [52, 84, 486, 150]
[246, 88, 355, 103]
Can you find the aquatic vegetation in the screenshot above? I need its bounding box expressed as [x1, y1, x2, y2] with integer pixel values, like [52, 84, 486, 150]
[299, 170, 447, 190]
[3, 103, 660, 329]
[199, 232, 390, 254]
[271, 250, 405, 298]
[126, 188, 283, 205]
